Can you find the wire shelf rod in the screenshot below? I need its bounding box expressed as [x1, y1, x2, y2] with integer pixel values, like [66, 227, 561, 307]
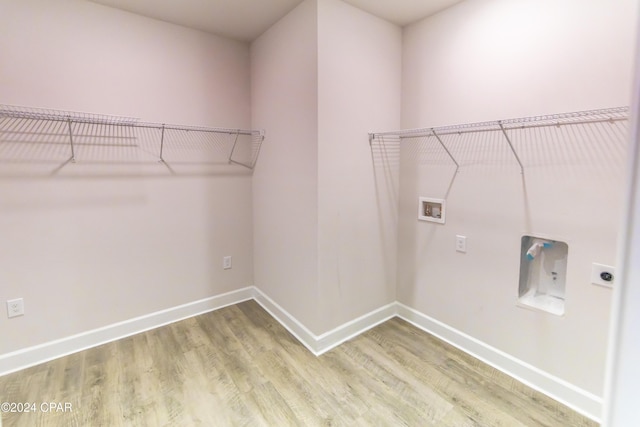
[0, 105, 137, 126]
[135, 123, 258, 136]
[0, 104, 265, 173]
[368, 106, 628, 174]
[0, 119, 259, 137]
[0, 105, 259, 137]
[382, 116, 628, 140]
[369, 106, 629, 140]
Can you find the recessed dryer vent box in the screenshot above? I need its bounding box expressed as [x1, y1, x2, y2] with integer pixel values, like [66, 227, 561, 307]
[418, 197, 445, 224]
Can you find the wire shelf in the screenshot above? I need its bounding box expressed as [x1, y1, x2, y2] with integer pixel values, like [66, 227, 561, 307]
[0, 104, 264, 176]
[369, 106, 630, 173]
[0, 104, 138, 126]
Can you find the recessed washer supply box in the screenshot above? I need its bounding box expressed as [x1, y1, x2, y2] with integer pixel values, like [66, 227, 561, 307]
[518, 235, 568, 316]
[418, 197, 445, 224]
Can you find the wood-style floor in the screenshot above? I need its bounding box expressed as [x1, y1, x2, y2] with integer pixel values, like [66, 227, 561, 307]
[0, 300, 597, 426]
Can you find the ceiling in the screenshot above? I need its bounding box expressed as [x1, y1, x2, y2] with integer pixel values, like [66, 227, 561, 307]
[87, 0, 464, 42]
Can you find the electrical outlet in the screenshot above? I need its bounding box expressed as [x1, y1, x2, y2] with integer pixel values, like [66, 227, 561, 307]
[223, 256, 232, 270]
[591, 263, 615, 288]
[7, 298, 24, 318]
[456, 235, 467, 253]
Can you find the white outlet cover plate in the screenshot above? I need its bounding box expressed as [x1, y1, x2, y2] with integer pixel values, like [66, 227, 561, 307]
[456, 235, 467, 253]
[7, 298, 24, 318]
[223, 256, 232, 270]
[591, 263, 615, 288]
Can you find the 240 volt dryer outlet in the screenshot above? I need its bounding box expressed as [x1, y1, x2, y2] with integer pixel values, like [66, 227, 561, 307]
[591, 263, 615, 288]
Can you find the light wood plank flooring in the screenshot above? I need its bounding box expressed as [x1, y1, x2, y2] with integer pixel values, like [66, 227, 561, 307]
[0, 300, 597, 426]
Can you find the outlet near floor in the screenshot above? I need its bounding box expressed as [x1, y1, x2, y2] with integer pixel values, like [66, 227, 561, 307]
[7, 298, 24, 318]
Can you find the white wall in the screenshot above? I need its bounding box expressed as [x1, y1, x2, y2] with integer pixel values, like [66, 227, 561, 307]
[402, 0, 636, 126]
[252, 0, 401, 335]
[399, 0, 637, 398]
[251, 0, 321, 332]
[3, 0, 636, 417]
[317, 0, 401, 331]
[0, 0, 253, 354]
[603, 33, 640, 427]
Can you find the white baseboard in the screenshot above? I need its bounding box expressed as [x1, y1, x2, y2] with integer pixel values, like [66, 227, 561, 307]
[395, 302, 602, 423]
[252, 292, 601, 421]
[252, 287, 320, 354]
[0, 286, 602, 422]
[252, 287, 396, 355]
[314, 303, 396, 355]
[0, 287, 254, 376]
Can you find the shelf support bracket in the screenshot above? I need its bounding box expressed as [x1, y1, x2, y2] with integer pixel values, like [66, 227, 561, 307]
[159, 124, 165, 162]
[432, 129, 460, 173]
[498, 121, 524, 174]
[228, 131, 243, 166]
[66, 117, 76, 162]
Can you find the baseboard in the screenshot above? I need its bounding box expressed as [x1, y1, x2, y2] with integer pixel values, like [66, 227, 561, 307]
[254, 294, 602, 421]
[0, 287, 254, 377]
[395, 302, 602, 423]
[252, 287, 320, 354]
[252, 287, 396, 356]
[0, 286, 603, 422]
[314, 303, 396, 355]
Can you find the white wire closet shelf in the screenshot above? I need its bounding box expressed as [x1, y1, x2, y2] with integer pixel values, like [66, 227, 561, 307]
[0, 104, 265, 176]
[369, 106, 629, 173]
